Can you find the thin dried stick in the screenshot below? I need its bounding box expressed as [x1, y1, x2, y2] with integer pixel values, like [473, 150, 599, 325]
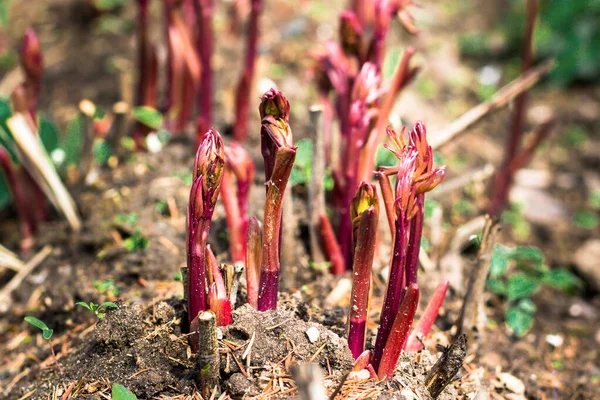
[308, 106, 326, 263]
[430, 60, 554, 150]
[0, 244, 24, 271]
[0, 245, 52, 308]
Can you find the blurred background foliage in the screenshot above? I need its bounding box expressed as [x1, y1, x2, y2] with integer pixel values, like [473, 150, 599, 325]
[459, 0, 600, 85]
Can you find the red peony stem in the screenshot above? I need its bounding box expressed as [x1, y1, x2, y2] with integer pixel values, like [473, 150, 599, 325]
[405, 280, 449, 352]
[246, 217, 262, 309]
[376, 283, 420, 380]
[319, 213, 345, 275]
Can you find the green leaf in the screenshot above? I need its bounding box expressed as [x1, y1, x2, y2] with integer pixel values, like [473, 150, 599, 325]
[516, 298, 537, 314]
[89, 302, 99, 311]
[573, 210, 599, 229]
[75, 301, 93, 311]
[63, 114, 84, 166]
[42, 329, 53, 340]
[506, 273, 541, 302]
[123, 229, 149, 251]
[589, 191, 600, 210]
[38, 114, 60, 153]
[101, 301, 118, 309]
[382, 47, 403, 79]
[294, 139, 312, 168]
[486, 278, 507, 295]
[505, 305, 535, 337]
[489, 244, 511, 278]
[97, 313, 105, 318]
[24, 316, 50, 331]
[509, 246, 544, 266]
[93, 139, 113, 166]
[112, 383, 137, 400]
[132, 106, 162, 130]
[174, 271, 183, 281]
[114, 212, 139, 225]
[542, 268, 583, 293]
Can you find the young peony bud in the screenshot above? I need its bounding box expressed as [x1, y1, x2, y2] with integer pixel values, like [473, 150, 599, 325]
[193, 129, 225, 215]
[259, 88, 290, 121]
[339, 10, 363, 57]
[20, 29, 43, 82]
[351, 182, 379, 226]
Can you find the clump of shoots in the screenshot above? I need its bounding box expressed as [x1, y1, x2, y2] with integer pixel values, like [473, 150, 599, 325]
[75, 301, 118, 319]
[347, 182, 379, 359]
[187, 129, 225, 334]
[257, 89, 296, 311]
[370, 122, 445, 376]
[245, 216, 262, 309]
[24, 316, 60, 371]
[222, 143, 255, 264]
[312, 4, 419, 271]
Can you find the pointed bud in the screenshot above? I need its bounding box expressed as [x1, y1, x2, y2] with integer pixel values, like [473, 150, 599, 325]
[339, 11, 363, 57]
[193, 129, 225, 215]
[20, 29, 43, 82]
[352, 63, 381, 104]
[259, 88, 290, 122]
[351, 182, 379, 227]
[383, 126, 407, 159]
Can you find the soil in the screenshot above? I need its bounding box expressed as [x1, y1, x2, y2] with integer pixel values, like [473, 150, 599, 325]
[1, 0, 599, 399]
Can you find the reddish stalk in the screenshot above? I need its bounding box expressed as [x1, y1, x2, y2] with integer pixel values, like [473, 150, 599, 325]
[206, 246, 233, 326]
[257, 90, 296, 311]
[377, 283, 420, 380]
[487, 0, 539, 218]
[405, 280, 449, 352]
[358, 48, 418, 183]
[233, 0, 262, 141]
[404, 195, 423, 286]
[347, 183, 379, 358]
[319, 213, 345, 275]
[20, 29, 43, 122]
[222, 143, 255, 264]
[0, 147, 35, 251]
[246, 217, 262, 309]
[194, 0, 214, 143]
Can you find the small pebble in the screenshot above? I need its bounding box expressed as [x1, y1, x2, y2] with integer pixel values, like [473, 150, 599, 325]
[306, 327, 320, 343]
[545, 334, 564, 348]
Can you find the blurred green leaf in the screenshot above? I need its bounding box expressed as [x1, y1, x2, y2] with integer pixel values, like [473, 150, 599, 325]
[42, 329, 53, 340]
[75, 301, 93, 311]
[382, 47, 402, 79]
[63, 114, 84, 166]
[93, 139, 113, 166]
[132, 106, 162, 130]
[96, 0, 129, 11]
[589, 191, 600, 210]
[489, 244, 511, 278]
[424, 199, 441, 219]
[509, 246, 544, 266]
[123, 229, 149, 251]
[542, 268, 583, 293]
[114, 212, 139, 225]
[486, 278, 507, 295]
[506, 300, 536, 337]
[38, 115, 60, 153]
[507, 273, 541, 301]
[112, 383, 137, 400]
[0, 0, 9, 27]
[573, 210, 599, 229]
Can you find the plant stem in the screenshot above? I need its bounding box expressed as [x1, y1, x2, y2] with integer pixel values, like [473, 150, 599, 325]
[246, 217, 262, 309]
[375, 171, 395, 237]
[195, 0, 214, 142]
[221, 169, 245, 263]
[319, 213, 345, 275]
[257, 147, 296, 311]
[347, 206, 378, 358]
[376, 283, 419, 380]
[371, 214, 408, 371]
[233, 0, 262, 141]
[404, 195, 424, 286]
[405, 280, 449, 351]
